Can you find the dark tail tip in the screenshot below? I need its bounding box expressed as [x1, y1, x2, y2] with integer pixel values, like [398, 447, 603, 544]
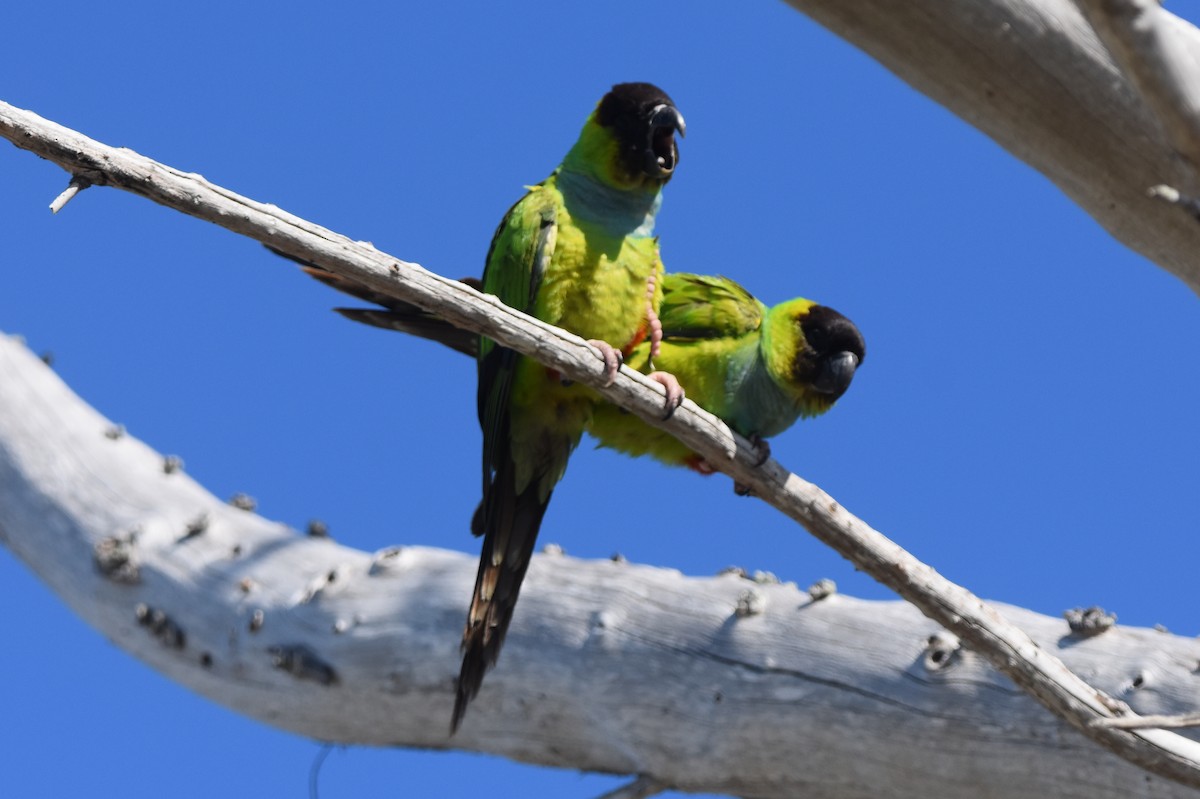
[450, 643, 489, 734]
[449, 694, 467, 735]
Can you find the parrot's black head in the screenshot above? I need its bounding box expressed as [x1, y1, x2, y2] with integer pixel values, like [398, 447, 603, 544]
[798, 306, 866, 401]
[595, 82, 686, 186]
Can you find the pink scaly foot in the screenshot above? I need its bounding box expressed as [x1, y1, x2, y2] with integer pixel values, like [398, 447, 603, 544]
[642, 273, 682, 417]
[587, 339, 623, 386]
[648, 370, 685, 419]
[644, 273, 664, 365]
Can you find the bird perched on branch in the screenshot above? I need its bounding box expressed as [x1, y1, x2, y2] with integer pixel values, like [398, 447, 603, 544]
[456, 81, 687, 730]
[306, 269, 865, 477]
[270, 82, 688, 731]
[586, 272, 863, 473]
[276, 83, 865, 729]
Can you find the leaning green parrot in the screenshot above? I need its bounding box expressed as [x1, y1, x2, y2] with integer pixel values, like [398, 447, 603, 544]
[586, 272, 864, 473]
[461, 82, 687, 730]
[300, 268, 865, 476]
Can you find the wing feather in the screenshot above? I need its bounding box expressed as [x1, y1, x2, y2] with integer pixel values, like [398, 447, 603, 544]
[657, 273, 764, 340]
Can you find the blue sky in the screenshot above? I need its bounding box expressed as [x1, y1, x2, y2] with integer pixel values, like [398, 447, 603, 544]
[4, 2, 1200, 797]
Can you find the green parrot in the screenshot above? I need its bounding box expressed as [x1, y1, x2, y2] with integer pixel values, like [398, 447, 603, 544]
[586, 272, 864, 473]
[269, 82, 686, 732]
[301, 268, 865, 475]
[462, 82, 686, 730]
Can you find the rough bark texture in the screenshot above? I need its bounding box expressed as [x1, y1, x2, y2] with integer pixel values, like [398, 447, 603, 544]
[2, 333, 1200, 799]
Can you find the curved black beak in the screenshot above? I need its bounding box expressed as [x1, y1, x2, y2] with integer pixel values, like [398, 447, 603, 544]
[813, 351, 860, 398]
[648, 103, 686, 138]
[644, 103, 686, 177]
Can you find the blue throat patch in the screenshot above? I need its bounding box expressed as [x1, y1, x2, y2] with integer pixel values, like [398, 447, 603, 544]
[556, 169, 662, 239]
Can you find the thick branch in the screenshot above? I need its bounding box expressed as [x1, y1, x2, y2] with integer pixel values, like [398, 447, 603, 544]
[1077, 0, 1200, 177]
[3, 100, 1200, 786]
[781, 0, 1200, 292]
[3, 332, 1200, 799]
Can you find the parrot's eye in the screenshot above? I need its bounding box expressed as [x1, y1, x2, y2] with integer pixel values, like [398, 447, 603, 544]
[802, 325, 826, 352]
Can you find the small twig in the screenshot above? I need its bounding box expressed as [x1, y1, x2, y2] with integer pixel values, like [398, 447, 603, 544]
[1094, 713, 1200, 731]
[1149, 184, 1200, 220]
[48, 175, 92, 214]
[592, 776, 666, 799]
[308, 743, 335, 799]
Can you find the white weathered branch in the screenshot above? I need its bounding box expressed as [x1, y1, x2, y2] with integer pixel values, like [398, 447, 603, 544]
[781, 0, 1200, 293]
[1099, 714, 1200, 732]
[3, 101, 1200, 787]
[3, 332, 1200, 799]
[48, 174, 90, 214]
[1077, 0, 1200, 177]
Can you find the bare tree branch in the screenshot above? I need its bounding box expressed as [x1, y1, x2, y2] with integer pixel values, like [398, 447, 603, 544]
[781, 0, 1200, 293]
[1077, 0, 1200, 178]
[48, 174, 90, 214]
[1097, 714, 1200, 732]
[4, 99, 1200, 787]
[3, 331, 1200, 799]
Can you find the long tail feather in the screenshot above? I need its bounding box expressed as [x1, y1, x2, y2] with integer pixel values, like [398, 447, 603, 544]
[451, 463, 550, 732]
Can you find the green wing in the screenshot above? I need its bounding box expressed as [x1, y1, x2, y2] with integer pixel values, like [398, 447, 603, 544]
[657, 273, 764, 340]
[476, 189, 558, 497]
[457, 188, 559, 731]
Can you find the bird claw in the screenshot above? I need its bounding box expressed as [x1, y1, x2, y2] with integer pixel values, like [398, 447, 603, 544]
[587, 339, 624, 386]
[732, 436, 771, 496]
[748, 434, 771, 467]
[648, 371, 685, 419]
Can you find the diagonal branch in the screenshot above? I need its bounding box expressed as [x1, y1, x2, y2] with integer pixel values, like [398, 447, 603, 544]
[4, 99, 1200, 787]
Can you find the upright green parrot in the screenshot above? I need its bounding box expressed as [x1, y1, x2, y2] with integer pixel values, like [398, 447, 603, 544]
[270, 82, 686, 731]
[461, 82, 686, 730]
[301, 268, 865, 475]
